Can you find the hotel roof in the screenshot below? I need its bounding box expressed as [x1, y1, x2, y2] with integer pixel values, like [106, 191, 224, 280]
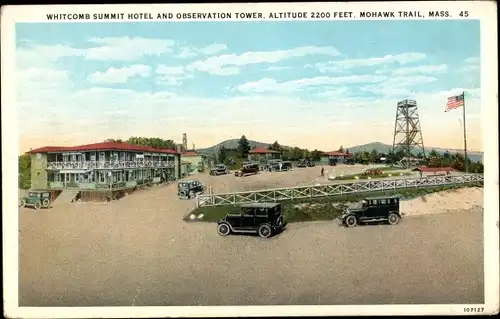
[27, 141, 180, 154]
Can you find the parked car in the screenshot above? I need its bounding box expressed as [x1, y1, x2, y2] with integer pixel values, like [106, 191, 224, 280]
[234, 162, 259, 177]
[19, 191, 52, 210]
[344, 158, 355, 165]
[217, 202, 287, 238]
[177, 180, 205, 199]
[297, 158, 315, 167]
[338, 195, 403, 227]
[210, 164, 229, 176]
[264, 159, 292, 172]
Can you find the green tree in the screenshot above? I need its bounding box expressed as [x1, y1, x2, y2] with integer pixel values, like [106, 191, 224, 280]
[370, 149, 379, 163]
[290, 147, 304, 161]
[428, 156, 442, 167]
[268, 141, 283, 152]
[310, 149, 323, 161]
[237, 135, 251, 158]
[125, 136, 176, 150]
[217, 146, 227, 164]
[18, 154, 31, 189]
[428, 149, 439, 158]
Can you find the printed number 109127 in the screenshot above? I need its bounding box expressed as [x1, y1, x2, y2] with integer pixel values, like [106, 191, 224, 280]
[464, 307, 484, 313]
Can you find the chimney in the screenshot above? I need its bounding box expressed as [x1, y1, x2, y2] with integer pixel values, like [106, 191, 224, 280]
[182, 133, 187, 150]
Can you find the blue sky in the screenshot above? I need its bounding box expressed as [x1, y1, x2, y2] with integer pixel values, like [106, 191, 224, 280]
[15, 20, 482, 152]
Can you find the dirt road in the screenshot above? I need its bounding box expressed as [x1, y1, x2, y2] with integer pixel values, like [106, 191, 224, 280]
[18, 171, 484, 306]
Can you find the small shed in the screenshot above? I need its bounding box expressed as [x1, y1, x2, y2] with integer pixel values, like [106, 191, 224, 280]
[321, 151, 353, 165]
[248, 147, 282, 163]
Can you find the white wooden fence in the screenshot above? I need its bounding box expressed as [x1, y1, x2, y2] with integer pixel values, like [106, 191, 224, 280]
[196, 174, 484, 207]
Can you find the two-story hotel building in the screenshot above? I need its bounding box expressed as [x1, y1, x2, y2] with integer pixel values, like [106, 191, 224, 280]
[27, 141, 181, 200]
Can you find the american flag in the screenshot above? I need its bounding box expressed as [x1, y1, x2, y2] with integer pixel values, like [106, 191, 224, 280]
[445, 93, 465, 112]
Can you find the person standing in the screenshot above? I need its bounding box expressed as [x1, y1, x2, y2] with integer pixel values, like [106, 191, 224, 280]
[321, 166, 324, 177]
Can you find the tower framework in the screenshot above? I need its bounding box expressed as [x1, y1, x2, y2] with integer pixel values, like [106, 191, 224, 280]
[392, 99, 426, 168]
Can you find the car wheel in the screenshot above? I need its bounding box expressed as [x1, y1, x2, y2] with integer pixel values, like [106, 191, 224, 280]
[34, 202, 41, 210]
[179, 190, 187, 198]
[217, 223, 231, 236]
[19, 199, 26, 207]
[269, 167, 275, 172]
[258, 224, 272, 238]
[189, 191, 195, 199]
[286, 166, 292, 171]
[42, 199, 50, 207]
[345, 215, 357, 227]
[388, 213, 400, 225]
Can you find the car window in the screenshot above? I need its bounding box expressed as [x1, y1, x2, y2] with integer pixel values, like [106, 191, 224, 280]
[380, 199, 386, 205]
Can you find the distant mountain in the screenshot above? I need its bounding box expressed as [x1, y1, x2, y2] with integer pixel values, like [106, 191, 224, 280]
[197, 139, 483, 163]
[196, 139, 285, 155]
[346, 141, 484, 163]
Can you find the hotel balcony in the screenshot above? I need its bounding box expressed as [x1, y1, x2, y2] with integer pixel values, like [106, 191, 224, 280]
[46, 160, 176, 170]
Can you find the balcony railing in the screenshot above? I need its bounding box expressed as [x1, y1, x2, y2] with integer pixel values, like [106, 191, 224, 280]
[47, 160, 176, 170]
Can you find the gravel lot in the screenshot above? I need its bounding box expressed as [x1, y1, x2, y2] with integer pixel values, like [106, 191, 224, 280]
[18, 165, 484, 306]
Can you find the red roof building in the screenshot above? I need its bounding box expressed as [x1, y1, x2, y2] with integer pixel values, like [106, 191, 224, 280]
[181, 151, 199, 157]
[26, 141, 181, 193]
[27, 141, 179, 154]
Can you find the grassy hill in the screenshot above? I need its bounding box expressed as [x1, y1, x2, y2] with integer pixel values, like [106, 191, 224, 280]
[197, 139, 288, 155]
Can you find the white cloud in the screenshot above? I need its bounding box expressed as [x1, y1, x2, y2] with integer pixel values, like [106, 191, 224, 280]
[175, 43, 227, 59]
[376, 64, 448, 76]
[316, 52, 428, 73]
[459, 56, 480, 73]
[156, 65, 185, 75]
[17, 37, 176, 68]
[198, 43, 228, 55]
[155, 65, 192, 86]
[187, 45, 340, 75]
[464, 57, 480, 65]
[266, 66, 291, 72]
[88, 65, 152, 84]
[316, 87, 350, 99]
[17, 44, 84, 68]
[361, 76, 438, 98]
[177, 47, 198, 59]
[235, 75, 386, 93]
[85, 37, 175, 61]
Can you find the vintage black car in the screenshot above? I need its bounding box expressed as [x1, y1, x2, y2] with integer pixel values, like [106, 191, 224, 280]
[338, 195, 403, 227]
[264, 159, 292, 172]
[177, 180, 205, 199]
[210, 164, 229, 176]
[217, 202, 287, 238]
[234, 162, 259, 177]
[297, 158, 315, 167]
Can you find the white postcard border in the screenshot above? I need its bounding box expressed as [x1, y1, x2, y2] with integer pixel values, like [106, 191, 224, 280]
[1, 1, 498, 317]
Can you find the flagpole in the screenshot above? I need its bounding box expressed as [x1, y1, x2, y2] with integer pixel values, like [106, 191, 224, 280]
[462, 91, 468, 173]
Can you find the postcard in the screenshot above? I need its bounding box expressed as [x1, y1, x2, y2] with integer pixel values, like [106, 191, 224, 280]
[1, 1, 498, 318]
